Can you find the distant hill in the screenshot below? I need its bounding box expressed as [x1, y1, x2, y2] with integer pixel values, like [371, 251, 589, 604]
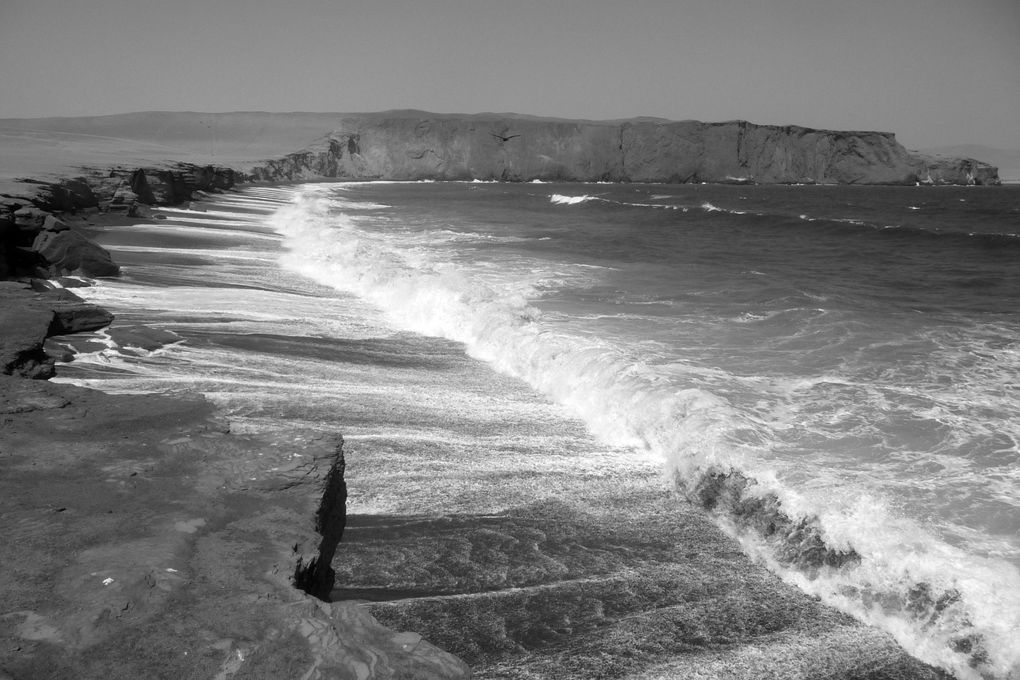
[920, 145, 1020, 181]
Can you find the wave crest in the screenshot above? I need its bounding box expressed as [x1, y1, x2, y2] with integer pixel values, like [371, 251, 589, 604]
[550, 194, 600, 205]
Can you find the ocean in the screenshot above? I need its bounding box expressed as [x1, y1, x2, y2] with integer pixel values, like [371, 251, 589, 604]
[53, 180, 1020, 679]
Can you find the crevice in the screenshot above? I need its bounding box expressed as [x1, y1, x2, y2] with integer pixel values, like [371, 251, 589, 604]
[293, 437, 347, 601]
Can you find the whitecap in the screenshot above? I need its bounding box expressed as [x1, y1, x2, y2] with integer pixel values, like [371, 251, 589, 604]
[550, 194, 599, 205]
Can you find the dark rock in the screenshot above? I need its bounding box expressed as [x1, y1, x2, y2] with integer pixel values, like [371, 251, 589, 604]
[29, 278, 63, 292]
[60, 178, 100, 210]
[84, 171, 132, 206]
[110, 185, 139, 206]
[0, 218, 18, 279]
[18, 181, 75, 213]
[124, 165, 235, 206]
[0, 282, 113, 376]
[104, 325, 182, 353]
[1, 160, 235, 284]
[47, 300, 115, 335]
[42, 214, 70, 232]
[189, 165, 236, 191]
[32, 226, 120, 278]
[0, 283, 57, 378]
[693, 469, 861, 572]
[13, 206, 49, 229]
[294, 438, 348, 601]
[1, 178, 97, 215]
[128, 169, 157, 204]
[1, 196, 33, 215]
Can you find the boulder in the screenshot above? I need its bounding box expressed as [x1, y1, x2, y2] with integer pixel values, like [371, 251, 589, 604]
[32, 226, 120, 278]
[18, 181, 75, 213]
[0, 218, 18, 279]
[81, 324, 183, 356]
[47, 299, 115, 335]
[60, 178, 100, 210]
[42, 214, 70, 232]
[0, 282, 114, 376]
[189, 164, 236, 191]
[13, 206, 49, 229]
[128, 168, 158, 204]
[0, 282, 57, 378]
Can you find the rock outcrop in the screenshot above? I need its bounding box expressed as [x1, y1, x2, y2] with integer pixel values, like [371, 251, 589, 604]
[125, 165, 237, 206]
[247, 112, 1000, 185]
[0, 163, 238, 279]
[31, 218, 119, 278]
[0, 374, 470, 679]
[912, 153, 1001, 185]
[0, 280, 114, 378]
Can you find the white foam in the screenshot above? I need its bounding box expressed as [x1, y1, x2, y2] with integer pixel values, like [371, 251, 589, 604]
[701, 201, 747, 215]
[113, 223, 282, 241]
[152, 215, 271, 228]
[550, 194, 600, 205]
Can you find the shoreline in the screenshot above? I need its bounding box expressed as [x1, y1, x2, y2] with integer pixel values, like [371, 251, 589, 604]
[1, 170, 956, 678]
[0, 176, 472, 678]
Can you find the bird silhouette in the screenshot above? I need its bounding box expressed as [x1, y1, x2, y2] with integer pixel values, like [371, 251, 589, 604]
[491, 132, 521, 143]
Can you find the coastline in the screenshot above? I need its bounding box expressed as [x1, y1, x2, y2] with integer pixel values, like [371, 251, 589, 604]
[0, 180, 471, 677]
[1, 163, 959, 677]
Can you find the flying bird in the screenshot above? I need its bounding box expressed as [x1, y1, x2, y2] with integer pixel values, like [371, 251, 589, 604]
[491, 133, 521, 143]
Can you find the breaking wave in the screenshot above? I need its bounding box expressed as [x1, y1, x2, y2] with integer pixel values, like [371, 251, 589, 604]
[550, 194, 601, 205]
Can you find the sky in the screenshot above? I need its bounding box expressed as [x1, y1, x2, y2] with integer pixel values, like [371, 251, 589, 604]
[0, 0, 1017, 149]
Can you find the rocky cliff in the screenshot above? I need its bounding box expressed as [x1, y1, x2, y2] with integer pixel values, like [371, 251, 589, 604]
[0, 164, 238, 280]
[247, 112, 1000, 185]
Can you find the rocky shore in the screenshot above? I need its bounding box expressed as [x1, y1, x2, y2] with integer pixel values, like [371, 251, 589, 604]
[0, 115, 989, 678]
[0, 171, 471, 679]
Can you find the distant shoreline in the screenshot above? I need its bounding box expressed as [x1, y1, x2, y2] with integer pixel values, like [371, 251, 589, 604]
[1, 110, 1002, 188]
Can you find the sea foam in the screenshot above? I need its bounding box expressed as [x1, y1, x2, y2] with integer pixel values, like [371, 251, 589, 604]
[550, 194, 600, 205]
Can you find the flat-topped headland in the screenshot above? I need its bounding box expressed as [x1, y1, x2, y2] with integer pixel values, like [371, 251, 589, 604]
[243, 110, 1000, 185]
[0, 110, 994, 679]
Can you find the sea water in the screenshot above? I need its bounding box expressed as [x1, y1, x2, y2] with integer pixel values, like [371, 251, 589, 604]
[56, 181, 1020, 679]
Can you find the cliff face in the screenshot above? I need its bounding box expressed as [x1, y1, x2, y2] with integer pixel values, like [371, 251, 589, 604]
[247, 113, 1000, 185]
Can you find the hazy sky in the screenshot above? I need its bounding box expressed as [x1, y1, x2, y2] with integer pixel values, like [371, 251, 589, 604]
[1, 0, 1017, 149]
